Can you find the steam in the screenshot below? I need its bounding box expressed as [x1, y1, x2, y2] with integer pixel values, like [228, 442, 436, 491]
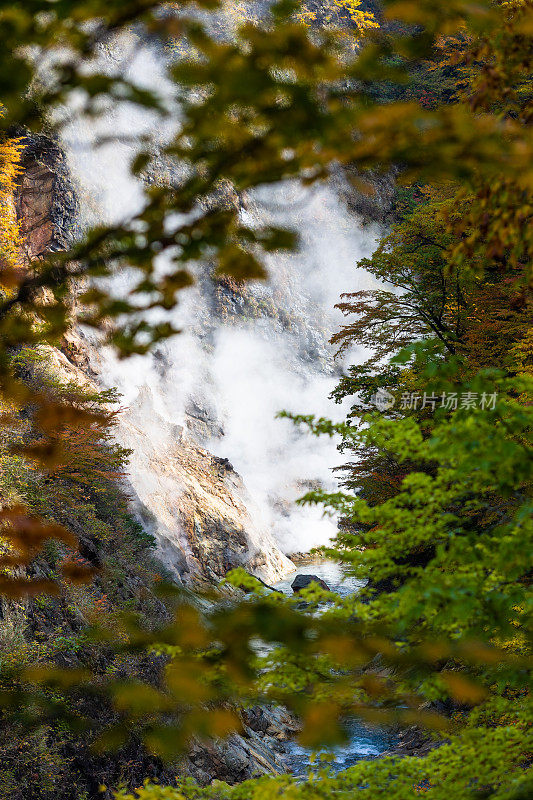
[60, 34, 178, 225]
[60, 28, 380, 564]
[204, 182, 380, 553]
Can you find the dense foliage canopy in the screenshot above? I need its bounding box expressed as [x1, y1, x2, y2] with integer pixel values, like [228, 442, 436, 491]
[0, 1, 531, 799]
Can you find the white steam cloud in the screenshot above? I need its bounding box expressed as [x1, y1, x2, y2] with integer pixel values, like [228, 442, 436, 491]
[60, 29, 380, 562]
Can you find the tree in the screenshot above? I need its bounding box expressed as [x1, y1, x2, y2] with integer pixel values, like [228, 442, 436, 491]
[331, 195, 469, 364]
[0, 0, 532, 798]
[0, 134, 24, 276]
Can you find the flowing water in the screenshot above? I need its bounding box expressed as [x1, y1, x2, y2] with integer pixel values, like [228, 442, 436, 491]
[274, 559, 364, 598]
[275, 561, 393, 775]
[284, 720, 391, 777]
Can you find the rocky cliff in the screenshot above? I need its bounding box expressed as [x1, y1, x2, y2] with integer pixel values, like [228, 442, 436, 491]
[15, 134, 294, 587]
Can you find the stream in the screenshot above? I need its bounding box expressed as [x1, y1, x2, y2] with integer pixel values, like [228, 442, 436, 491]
[274, 561, 393, 776]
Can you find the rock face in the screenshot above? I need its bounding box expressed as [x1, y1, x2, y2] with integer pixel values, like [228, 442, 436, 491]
[186, 706, 300, 785]
[291, 574, 330, 592]
[334, 164, 397, 226]
[15, 133, 78, 261]
[104, 381, 293, 584]
[14, 134, 293, 587]
[381, 725, 441, 759]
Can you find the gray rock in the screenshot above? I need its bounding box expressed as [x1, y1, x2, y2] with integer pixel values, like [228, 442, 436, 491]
[223, 741, 250, 774]
[243, 706, 270, 734]
[291, 574, 330, 593]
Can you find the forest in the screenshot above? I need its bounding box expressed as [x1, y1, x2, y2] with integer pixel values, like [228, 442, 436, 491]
[0, 1, 531, 799]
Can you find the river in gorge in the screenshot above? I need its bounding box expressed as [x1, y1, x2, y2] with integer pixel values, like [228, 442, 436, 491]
[274, 561, 394, 776]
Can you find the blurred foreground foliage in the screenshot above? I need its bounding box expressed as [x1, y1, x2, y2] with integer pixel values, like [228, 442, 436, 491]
[0, 0, 532, 798]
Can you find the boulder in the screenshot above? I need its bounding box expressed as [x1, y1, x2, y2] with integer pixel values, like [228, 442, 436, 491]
[291, 574, 330, 593]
